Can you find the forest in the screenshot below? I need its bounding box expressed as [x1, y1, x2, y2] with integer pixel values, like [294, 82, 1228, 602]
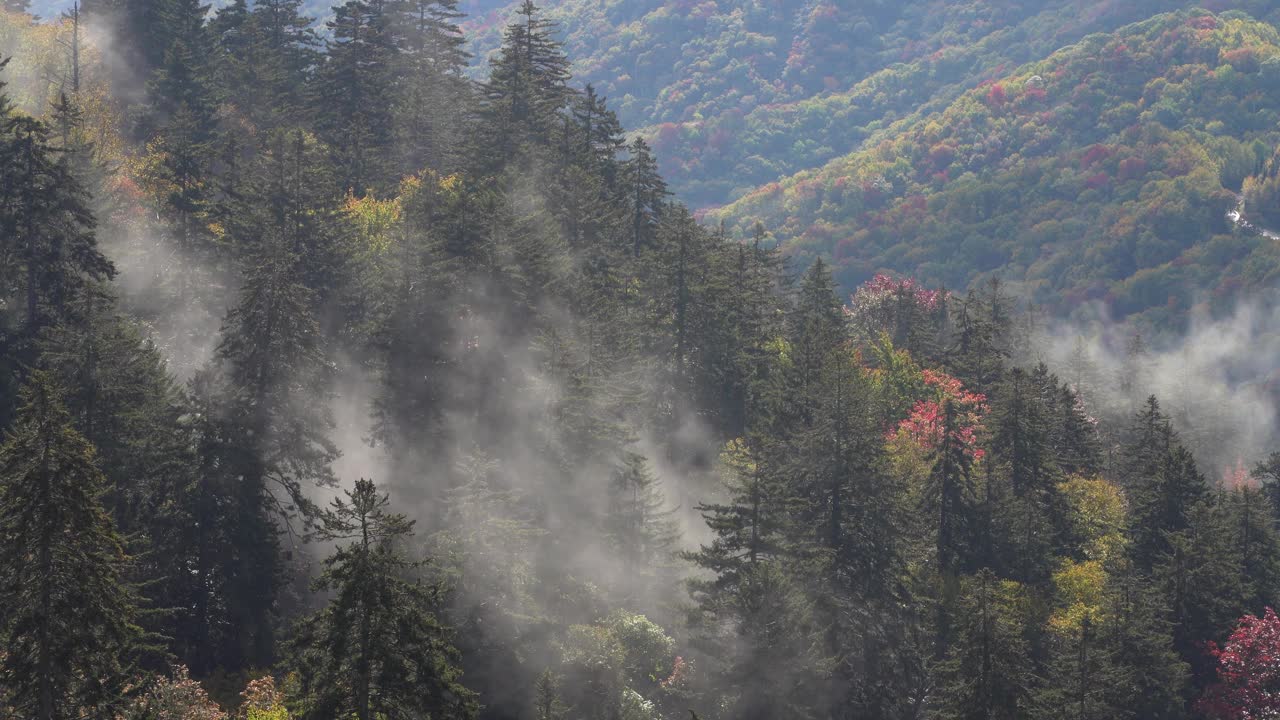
[4, 0, 1280, 719]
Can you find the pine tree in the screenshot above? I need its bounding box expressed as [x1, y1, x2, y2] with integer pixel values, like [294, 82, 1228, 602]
[475, 0, 573, 167]
[947, 280, 1012, 392]
[927, 400, 976, 576]
[784, 259, 847, 429]
[720, 561, 824, 720]
[1098, 560, 1188, 719]
[0, 113, 114, 334]
[1129, 439, 1210, 571]
[534, 670, 568, 720]
[1051, 382, 1101, 477]
[389, 0, 471, 174]
[314, 0, 398, 195]
[621, 137, 668, 258]
[931, 569, 1033, 720]
[1033, 617, 1123, 720]
[212, 0, 319, 128]
[1227, 483, 1280, 614]
[0, 104, 115, 425]
[212, 211, 339, 665]
[0, 372, 141, 719]
[433, 452, 546, 719]
[1154, 500, 1245, 687]
[290, 478, 478, 720]
[606, 451, 679, 573]
[792, 348, 914, 718]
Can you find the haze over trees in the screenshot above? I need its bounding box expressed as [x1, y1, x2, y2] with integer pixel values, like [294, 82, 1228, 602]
[3, 2, 1280, 719]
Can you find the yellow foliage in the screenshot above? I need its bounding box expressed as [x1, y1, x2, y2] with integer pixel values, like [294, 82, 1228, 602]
[1058, 475, 1127, 562]
[343, 189, 404, 254]
[885, 427, 930, 496]
[238, 674, 290, 720]
[1049, 559, 1108, 636]
[763, 335, 791, 368]
[719, 437, 757, 476]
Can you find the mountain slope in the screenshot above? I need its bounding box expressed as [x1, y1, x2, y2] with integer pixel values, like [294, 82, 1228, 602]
[462, 1, 1280, 208]
[712, 10, 1280, 325]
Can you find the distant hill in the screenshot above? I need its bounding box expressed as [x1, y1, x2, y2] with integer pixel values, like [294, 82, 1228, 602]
[713, 10, 1280, 326]
[459, 1, 1280, 210]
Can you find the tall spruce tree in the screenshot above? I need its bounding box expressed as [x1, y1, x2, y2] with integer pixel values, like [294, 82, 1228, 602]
[474, 0, 573, 168]
[290, 478, 478, 720]
[211, 198, 339, 665]
[932, 569, 1033, 720]
[0, 103, 114, 426]
[0, 372, 141, 719]
[314, 0, 398, 195]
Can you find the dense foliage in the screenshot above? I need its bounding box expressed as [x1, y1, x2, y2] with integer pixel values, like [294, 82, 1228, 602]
[2, 2, 1280, 720]
[715, 9, 1280, 326]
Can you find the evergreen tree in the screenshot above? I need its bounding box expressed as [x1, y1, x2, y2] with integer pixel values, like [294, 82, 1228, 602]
[314, 0, 398, 195]
[931, 569, 1033, 720]
[1154, 500, 1245, 687]
[1033, 617, 1123, 720]
[927, 400, 976, 576]
[784, 258, 847, 429]
[475, 0, 573, 167]
[621, 137, 668, 258]
[606, 451, 679, 574]
[389, 0, 471, 174]
[214, 0, 319, 128]
[1098, 560, 1188, 720]
[1129, 440, 1210, 571]
[0, 372, 141, 719]
[290, 478, 478, 720]
[212, 208, 339, 665]
[947, 279, 1012, 391]
[0, 105, 115, 424]
[1227, 483, 1280, 614]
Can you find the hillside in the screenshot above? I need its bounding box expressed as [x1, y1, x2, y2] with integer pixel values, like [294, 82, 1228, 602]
[6, 1, 1280, 719]
[461, 1, 1280, 210]
[713, 9, 1280, 326]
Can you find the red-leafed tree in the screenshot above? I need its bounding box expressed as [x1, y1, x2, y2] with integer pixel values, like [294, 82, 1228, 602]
[1196, 607, 1280, 719]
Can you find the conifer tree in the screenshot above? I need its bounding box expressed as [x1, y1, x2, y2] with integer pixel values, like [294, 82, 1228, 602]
[1227, 483, 1280, 614]
[212, 209, 339, 665]
[1033, 617, 1123, 720]
[932, 569, 1033, 720]
[475, 0, 573, 166]
[784, 258, 847, 429]
[0, 372, 141, 719]
[0, 103, 115, 425]
[390, 0, 471, 174]
[290, 478, 478, 720]
[606, 451, 679, 573]
[0, 114, 114, 335]
[314, 0, 398, 195]
[947, 281, 1011, 391]
[1154, 500, 1245, 686]
[1098, 560, 1188, 719]
[1128, 438, 1210, 571]
[926, 399, 978, 659]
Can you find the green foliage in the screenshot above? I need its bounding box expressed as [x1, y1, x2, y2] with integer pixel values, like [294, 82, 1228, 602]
[289, 478, 477, 720]
[0, 372, 141, 719]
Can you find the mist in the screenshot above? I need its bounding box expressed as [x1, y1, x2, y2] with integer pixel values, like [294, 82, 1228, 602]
[1025, 298, 1280, 481]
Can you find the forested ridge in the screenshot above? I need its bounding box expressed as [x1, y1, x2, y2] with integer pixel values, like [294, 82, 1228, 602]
[3, 1, 1280, 719]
